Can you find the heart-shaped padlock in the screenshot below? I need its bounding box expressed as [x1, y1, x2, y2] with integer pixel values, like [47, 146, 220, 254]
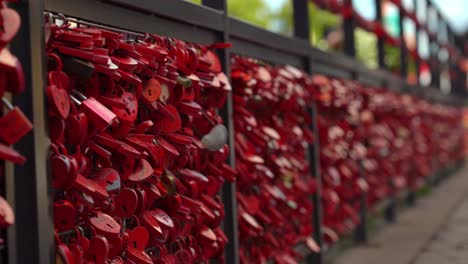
[0, 196, 14, 227]
[89, 212, 120, 237]
[113, 188, 138, 218]
[85, 235, 109, 264]
[0, 8, 21, 50]
[53, 200, 76, 231]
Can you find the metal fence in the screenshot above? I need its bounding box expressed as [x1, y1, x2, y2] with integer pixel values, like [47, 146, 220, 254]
[5, 0, 467, 264]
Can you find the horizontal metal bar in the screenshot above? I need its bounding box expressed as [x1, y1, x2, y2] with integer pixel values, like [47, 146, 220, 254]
[311, 48, 363, 74]
[45, 0, 219, 44]
[357, 72, 383, 87]
[103, 0, 225, 31]
[230, 38, 305, 68]
[311, 63, 353, 79]
[386, 73, 406, 91]
[229, 17, 311, 58]
[47, 14, 145, 36]
[424, 87, 464, 106]
[358, 68, 388, 87]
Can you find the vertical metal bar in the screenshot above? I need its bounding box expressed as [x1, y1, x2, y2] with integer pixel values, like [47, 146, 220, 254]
[427, 7, 441, 193]
[433, 10, 440, 87]
[402, 1, 417, 208]
[448, 26, 457, 92]
[414, 0, 420, 86]
[428, 3, 439, 88]
[343, 0, 356, 57]
[201, 1, 239, 264]
[406, 168, 417, 206]
[382, 76, 397, 221]
[9, 1, 54, 264]
[444, 21, 453, 93]
[454, 38, 465, 91]
[384, 195, 397, 222]
[293, 0, 310, 40]
[375, 0, 385, 69]
[398, 5, 408, 78]
[437, 19, 447, 93]
[353, 99, 368, 240]
[353, 77, 369, 232]
[292, 1, 324, 263]
[202, 0, 224, 9]
[354, 161, 368, 243]
[342, 0, 367, 243]
[307, 102, 323, 264]
[448, 28, 465, 96]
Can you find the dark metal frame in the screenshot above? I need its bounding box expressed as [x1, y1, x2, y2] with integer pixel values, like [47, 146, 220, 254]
[9, 1, 54, 264]
[292, 2, 324, 263]
[399, 3, 409, 78]
[4, 0, 466, 264]
[375, 0, 385, 69]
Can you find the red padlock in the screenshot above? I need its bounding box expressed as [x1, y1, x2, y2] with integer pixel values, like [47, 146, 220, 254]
[46, 22, 237, 264]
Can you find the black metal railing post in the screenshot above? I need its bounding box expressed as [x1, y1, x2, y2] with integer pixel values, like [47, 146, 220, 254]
[414, 0, 420, 86]
[384, 80, 396, 219]
[379, 75, 399, 222]
[342, 1, 368, 244]
[448, 27, 455, 91]
[343, 0, 355, 57]
[201, 1, 239, 264]
[427, 2, 439, 88]
[307, 102, 324, 264]
[399, 4, 408, 78]
[375, 0, 385, 69]
[9, 1, 54, 264]
[397, 1, 418, 209]
[384, 190, 397, 222]
[434, 9, 441, 88]
[354, 159, 368, 243]
[293, 1, 324, 263]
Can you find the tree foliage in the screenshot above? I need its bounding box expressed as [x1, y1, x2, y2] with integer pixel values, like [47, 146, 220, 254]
[189, 0, 276, 31]
[227, 0, 275, 30]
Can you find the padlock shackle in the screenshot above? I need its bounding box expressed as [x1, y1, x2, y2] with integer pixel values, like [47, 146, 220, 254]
[71, 90, 87, 101]
[69, 94, 81, 105]
[45, 11, 54, 24]
[47, 52, 63, 71]
[201, 110, 215, 126]
[56, 13, 71, 29]
[1, 97, 14, 110]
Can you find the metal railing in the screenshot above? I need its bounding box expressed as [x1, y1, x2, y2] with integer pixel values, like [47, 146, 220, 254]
[5, 0, 466, 264]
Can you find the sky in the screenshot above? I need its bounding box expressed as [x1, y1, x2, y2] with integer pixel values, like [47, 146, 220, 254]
[267, 0, 468, 34]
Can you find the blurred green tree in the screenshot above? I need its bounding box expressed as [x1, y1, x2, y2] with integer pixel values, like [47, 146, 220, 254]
[355, 29, 378, 68]
[227, 0, 275, 30]
[189, 0, 275, 30]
